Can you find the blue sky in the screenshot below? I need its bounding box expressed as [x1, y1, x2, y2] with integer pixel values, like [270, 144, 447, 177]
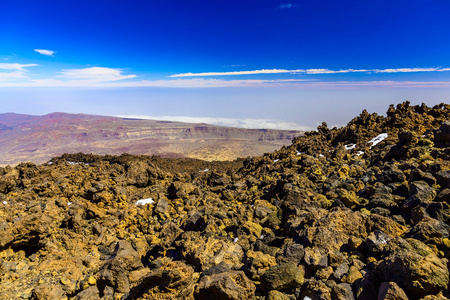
[1, 0, 450, 130]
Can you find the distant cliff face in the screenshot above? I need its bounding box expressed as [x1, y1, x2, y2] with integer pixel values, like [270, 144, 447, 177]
[0, 113, 303, 166]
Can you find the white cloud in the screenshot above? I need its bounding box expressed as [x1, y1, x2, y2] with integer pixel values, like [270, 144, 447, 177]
[2, 77, 450, 89]
[59, 67, 137, 82]
[171, 67, 450, 77]
[6, 78, 308, 88]
[170, 69, 299, 77]
[0, 63, 38, 81]
[115, 115, 313, 131]
[34, 49, 56, 56]
[374, 67, 450, 73]
[0, 63, 38, 71]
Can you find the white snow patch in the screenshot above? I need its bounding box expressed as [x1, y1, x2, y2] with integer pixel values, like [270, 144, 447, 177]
[68, 202, 72, 206]
[135, 198, 155, 205]
[47, 161, 54, 165]
[303, 297, 313, 300]
[67, 161, 89, 166]
[296, 151, 302, 155]
[319, 154, 324, 157]
[273, 159, 280, 163]
[368, 133, 388, 148]
[355, 151, 364, 156]
[2, 201, 7, 205]
[344, 143, 356, 150]
[233, 237, 239, 243]
[200, 168, 209, 172]
[260, 234, 264, 239]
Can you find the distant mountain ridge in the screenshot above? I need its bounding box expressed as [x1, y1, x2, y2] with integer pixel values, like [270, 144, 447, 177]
[0, 112, 303, 166]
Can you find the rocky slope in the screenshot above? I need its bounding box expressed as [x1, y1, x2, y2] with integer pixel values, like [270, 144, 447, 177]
[1, 101, 450, 300]
[0, 112, 302, 166]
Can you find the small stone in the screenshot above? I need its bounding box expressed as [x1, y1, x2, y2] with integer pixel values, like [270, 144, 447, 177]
[341, 266, 363, 284]
[316, 266, 333, 281]
[348, 236, 363, 251]
[304, 247, 328, 270]
[333, 262, 349, 281]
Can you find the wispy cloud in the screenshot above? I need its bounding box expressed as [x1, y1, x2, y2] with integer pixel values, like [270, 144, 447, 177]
[34, 49, 56, 56]
[277, 3, 300, 9]
[2, 63, 450, 89]
[2, 77, 450, 89]
[373, 67, 450, 73]
[170, 67, 450, 77]
[0, 63, 38, 71]
[19, 78, 309, 88]
[0, 63, 38, 81]
[59, 67, 137, 82]
[115, 115, 312, 131]
[223, 64, 247, 68]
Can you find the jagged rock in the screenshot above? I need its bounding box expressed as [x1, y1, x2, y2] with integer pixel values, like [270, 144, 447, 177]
[410, 169, 436, 186]
[434, 121, 450, 145]
[304, 247, 328, 270]
[98, 240, 143, 294]
[277, 241, 305, 264]
[299, 279, 332, 300]
[378, 165, 406, 184]
[261, 261, 305, 291]
[436, 189, 450, 203]
[328, 251, 346, 268]
[124, 260, 195, 300]
[0, 213, 52, 251]
[332, 262, 349, 281]
[267, 290, 291, 300]
[155, 198, 169, 215]
[436, 170, 450, 189]
[159, 221, 183, 248]
[366, 230, 393, 253]
[0, 167, 18, 194]
[341, 265, 363, 284]
[72, 285, 100, 300]
[179, 235, 244, 271]
[301, 210, 367, 251]
[375, 237, 449, 298]
[331, 283, 355, 300]
[245, 250, 277, 280]
[377, 281, 408, 300]
[31, 284, 66, 300]
[406, 218, 450, 244]
[402, 181, 437, 213]
[195, 271, 255, 300]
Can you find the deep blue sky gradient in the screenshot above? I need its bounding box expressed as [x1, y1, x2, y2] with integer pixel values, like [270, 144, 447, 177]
[1, 0, 450, 129]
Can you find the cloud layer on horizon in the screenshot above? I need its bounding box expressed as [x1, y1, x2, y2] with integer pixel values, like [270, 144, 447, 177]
[115, 115, 313, 131]
[170, 67, 450, 77]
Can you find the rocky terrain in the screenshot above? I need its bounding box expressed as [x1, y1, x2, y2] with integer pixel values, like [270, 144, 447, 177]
[1, 101, 450, 299]
[0, 112, 302, 166]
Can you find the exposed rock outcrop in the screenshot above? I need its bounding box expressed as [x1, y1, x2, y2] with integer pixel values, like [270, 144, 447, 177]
[1, 102, 450, 299]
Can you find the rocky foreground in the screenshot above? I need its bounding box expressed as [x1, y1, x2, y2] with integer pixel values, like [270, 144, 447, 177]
[2, 101, 450, 300]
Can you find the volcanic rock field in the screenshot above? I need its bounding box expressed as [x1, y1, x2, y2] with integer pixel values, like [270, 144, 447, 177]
[2, 101, 450, 300]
